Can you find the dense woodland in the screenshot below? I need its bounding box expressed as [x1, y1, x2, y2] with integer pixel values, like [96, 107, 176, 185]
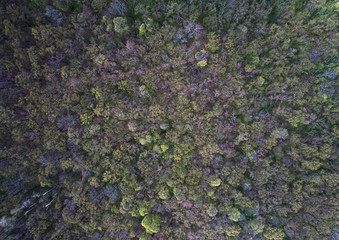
[0, 0, 338, 239]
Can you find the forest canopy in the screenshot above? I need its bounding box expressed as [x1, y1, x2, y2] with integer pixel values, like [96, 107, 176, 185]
[0, 0, 338, 239]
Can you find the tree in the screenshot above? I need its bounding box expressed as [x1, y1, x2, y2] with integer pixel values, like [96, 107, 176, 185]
[141, 214, 161, 234]
[113, 17, 129, 34]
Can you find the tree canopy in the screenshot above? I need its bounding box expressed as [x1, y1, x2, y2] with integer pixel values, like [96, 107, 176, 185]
[0, 0, 338, 239]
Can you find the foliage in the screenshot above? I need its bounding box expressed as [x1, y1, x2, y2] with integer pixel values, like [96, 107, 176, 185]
[113, 17, 128, 34]
[207, 205, 218, 217]
[141, 214, 161, 234]
[0, 0, 337, 239]
[206, 32, 220, 53]
[263, 226, 286, 240]
[208, 176, 221, 187]
[228, 208, 241, 222]
[226, 225, 241, 237]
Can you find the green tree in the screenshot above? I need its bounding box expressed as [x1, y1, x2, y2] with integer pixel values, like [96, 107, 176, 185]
[141, 214, 161, 234]
[113, 17, 128, 34]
